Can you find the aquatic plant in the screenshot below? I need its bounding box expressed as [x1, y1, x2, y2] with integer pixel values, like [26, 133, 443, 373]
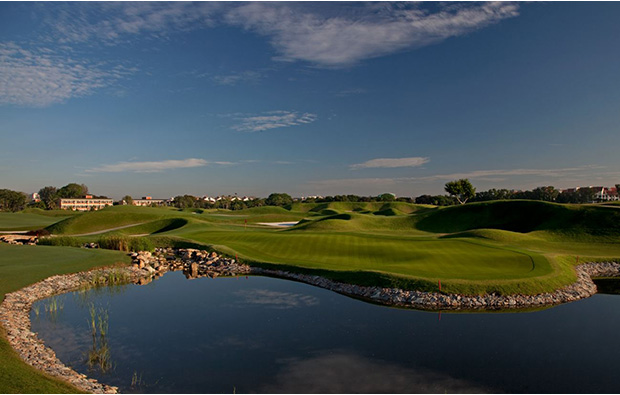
[87, 342, 112, 373]
[131, 371, 143, 388]
[85, 304, 113, 373]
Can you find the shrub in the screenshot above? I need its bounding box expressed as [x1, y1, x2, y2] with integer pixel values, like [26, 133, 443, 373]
[38, 236, 83, 247]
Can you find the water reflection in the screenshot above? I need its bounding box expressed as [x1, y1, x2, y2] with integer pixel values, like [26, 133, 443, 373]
[31, 272, 620, 394]
[261, 352, 493, 393]
[234, 289, 320, 309]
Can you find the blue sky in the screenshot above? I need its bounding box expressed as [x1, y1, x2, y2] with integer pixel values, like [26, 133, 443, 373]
[1, 2, 620, 199]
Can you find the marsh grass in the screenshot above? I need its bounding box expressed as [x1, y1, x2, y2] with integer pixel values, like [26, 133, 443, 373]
[98, 235, 154, 252]
[42, 295, 65, 321]
[86, 303, 113, 373]
[131, 371, 143, 388]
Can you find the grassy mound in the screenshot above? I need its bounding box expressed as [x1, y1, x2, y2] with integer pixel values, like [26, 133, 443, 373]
[117, 218, 189, 235]
[289, 212, 422, 233]
[417, 200, 620, 236]
[0, 211, 74, 231]
[46, 205, 184, 235]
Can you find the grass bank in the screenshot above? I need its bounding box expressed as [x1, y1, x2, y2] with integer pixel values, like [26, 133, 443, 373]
[0, 244, 129, 393]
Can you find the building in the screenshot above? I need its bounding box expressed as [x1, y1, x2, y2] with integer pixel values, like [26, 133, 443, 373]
[59, 195, 113, 211]
[594, 187, 619, 202]
[133, 196, 166, 206]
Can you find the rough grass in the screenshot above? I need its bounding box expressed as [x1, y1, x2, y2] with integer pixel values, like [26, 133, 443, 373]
[0, 244, 129, 393]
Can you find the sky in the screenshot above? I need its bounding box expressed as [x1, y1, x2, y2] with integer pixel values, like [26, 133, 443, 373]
[1, 1, 620, 199]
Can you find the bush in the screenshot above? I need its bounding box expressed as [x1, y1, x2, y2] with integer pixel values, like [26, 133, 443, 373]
[38, 236, 83, 248]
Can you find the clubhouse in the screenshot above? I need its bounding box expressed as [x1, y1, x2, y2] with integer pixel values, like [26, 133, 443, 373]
[58, 196, 113, 211]
[132, 196, 166, 206]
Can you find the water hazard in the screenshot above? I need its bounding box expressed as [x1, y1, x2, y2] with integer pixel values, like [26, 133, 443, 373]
[31, 272, 620, 393]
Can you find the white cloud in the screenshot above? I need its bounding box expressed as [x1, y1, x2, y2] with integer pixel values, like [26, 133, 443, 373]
[85, 158, 231, 173]
[309, 166, 605, 191]
[232, 111, 317, 132]
[0, 43, 132, 107]
[225, 2, 520, 67]
[42, 3, 519, 67]
[211, 70, 263, 86]
[46, 3, 220, 44]
[351, 157, 430, 170]
[415, 166, 604, 181]
[335, 88, 367, 97]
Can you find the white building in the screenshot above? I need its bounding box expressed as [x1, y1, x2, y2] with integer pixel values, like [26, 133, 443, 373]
[133, 196, 166, 206]
[59, 196, 113, 211]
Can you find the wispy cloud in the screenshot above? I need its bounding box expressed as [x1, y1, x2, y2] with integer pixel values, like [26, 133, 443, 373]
[0, 43, 133, 107]
[45, 2, 220, 44]
[415, 166, 604, 181]
[86, 158, 233, 173]
[225, 2, 520, 67]
[351, 157, 430, 170]
[232, 111, 317, 132]
[335, 88, 367, 97]
[308, 165, 606, 190]
[41, 3, 519, 67]
[211, 70, 264, 86]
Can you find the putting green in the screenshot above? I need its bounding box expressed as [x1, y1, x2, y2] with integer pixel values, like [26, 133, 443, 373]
[181, 230, 548, 281]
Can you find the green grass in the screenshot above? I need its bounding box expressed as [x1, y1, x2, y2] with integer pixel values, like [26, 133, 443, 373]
[0, 211, 74, 231]
[0, 243, 129, 393]
[2, 199, 620, 391]
[31, 200, 620, 295]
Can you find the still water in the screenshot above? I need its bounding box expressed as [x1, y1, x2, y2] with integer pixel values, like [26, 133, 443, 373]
[32, 272, 620, 393]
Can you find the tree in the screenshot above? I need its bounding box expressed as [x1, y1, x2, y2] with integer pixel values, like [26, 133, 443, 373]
[38, 186, 59, 210]
[378, 193, 396, 202]
[531, 186, 559, 202]
[173, 195, 197, 209]
[577, 187, 595, 203]
[123, 195, 134, 205]
[0, 189, 27, 212]
[616, 184, 620, 193]
[57, 183, 88, 198]
[265, 193, 293, 207]
[444, 179, 476, 204]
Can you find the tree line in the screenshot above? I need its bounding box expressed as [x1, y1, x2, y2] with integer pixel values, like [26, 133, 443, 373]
[1, 181, 618, 213]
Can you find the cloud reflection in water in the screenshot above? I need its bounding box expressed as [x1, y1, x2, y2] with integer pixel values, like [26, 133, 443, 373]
[234, 289, 320, 309]
[260, 352, 495, 393]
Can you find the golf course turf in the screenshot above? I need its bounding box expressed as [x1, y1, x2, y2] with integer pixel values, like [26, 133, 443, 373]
[1, 199, 620, 392]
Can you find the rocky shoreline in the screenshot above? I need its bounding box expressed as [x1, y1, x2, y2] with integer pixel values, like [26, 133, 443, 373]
[1, 247, 619, 393]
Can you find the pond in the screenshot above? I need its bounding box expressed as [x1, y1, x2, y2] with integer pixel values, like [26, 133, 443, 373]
[31, 272, 620, 393]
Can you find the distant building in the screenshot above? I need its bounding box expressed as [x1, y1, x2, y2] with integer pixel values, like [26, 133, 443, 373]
[133, 196, 166, 206]
[594, 187, 619, 202]
[59, 196, 113, 211]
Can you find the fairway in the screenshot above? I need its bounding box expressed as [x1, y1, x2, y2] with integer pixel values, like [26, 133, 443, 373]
[0, 212, 71, 231]
[181, 230, 547, 281]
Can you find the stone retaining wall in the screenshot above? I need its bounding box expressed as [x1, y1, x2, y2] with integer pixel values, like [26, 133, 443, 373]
[0, 268, 143, 394]
[253, 262, 620, 310]
[1, 249, 619, 394]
